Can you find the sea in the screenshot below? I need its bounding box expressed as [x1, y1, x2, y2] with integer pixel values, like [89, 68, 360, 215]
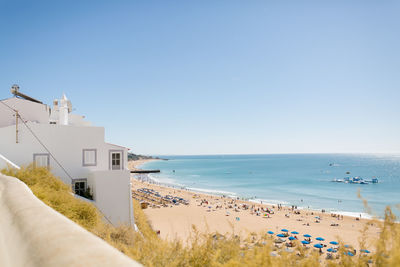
[138, 154, 400, 218]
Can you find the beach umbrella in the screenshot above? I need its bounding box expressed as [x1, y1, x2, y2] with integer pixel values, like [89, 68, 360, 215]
[330, 241, 339, 245]
[346, 252, 354, 256]
[289, 236, 296, 240]
[314, 244, 323, 249]
[327, 248, 337, 253]
[361, 249, 370, 253]
[316, 237, 325, 241]
[344, 245, 350, 248]
[277, 234, 286, 238]
[304, 234, 312, 238]
[301, 240, 310, 245]
[267, 231, 274, 235]
[291, 231, 299, 234]
[281, 229, 289, 232]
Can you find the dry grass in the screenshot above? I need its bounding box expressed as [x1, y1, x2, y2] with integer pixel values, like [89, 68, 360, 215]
[2, 166, 400, 266]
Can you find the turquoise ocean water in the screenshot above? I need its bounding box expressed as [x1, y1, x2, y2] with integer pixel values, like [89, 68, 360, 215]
[139, 154, 400, 218]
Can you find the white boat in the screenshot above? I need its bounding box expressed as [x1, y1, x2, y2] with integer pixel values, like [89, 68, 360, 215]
[331, 176, 378, 184]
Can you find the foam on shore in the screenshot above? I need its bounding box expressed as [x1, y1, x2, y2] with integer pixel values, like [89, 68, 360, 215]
[186, 187, 237, 197]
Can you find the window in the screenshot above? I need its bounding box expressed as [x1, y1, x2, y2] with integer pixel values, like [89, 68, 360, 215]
[33, 153, 50, 168]
[72, 178, 92, 200]
[83, 149, 97, 166]
[109, 150, 123, 170]
[74, 181, 86, 196]
[72, 179, 87, 197]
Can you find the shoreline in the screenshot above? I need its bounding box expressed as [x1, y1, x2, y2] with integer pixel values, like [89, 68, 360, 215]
[130, 175, 381, 251]
[130, 159, 373, 220]
[127, 158, 160, 171]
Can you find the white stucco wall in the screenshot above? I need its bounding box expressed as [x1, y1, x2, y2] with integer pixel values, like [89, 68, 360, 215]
[0, 98, 50, 128]
[89, 170, 134, 226]
[0, 123, 128, 182]
[0, 173, 140, 267]
[68, 113, 92, 126]
[0, 123, 132, 225]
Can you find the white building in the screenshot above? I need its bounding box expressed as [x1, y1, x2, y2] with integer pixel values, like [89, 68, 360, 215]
[0, 85, 134, 226]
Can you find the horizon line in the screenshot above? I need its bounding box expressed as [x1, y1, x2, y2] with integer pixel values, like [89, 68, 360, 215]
[144, 152, 400, 157]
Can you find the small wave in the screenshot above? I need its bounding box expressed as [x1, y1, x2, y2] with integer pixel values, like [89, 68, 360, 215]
[186, 187, 237, 196]
[330, 210, 373, 219]
[249, 198, 290, 206]
[147, 174, 185, 187]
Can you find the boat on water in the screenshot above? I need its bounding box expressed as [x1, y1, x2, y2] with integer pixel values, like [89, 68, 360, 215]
[331, 177, 379, 184]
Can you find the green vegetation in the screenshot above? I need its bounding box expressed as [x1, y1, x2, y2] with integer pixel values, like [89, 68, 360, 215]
[128, 153, 161, 161]
[2, 166, 400, 266]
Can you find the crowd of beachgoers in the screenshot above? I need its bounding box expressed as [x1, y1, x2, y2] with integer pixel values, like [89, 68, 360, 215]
[265, 228, 371, 260]
[190, 194, 370, 257]
[129, 159, 379, 258]
[133, 177, 378, 249]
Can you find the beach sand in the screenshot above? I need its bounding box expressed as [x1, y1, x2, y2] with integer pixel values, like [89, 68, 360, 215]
[129, 160, 381, 251]
[128, 159, 158, 171]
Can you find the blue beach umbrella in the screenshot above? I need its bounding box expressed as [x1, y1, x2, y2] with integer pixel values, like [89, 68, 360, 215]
[267, 231, 274, 235]
[314, 244, 323, 249]
[277, 234, 286, 238]
[304, 234, 312, 238]
[344, 245, 350, 248]
[346, 252, 354, 256]
[360, 249, 370, 253]
[281, 229, 289, 232]
[330, 241, 339, 245]
[289, 236, 296, 240]
[316, 237, 325, 241]
[291, 231, 299, 234]
[327, 248, 337, 253]
[301, 240, 310, 245]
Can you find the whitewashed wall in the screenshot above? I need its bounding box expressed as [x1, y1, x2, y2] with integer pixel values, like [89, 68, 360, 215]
[0, 98, 50, 128]
[89, 170, 134, 226]
[0, 123, 132, 225]
[0, 123, 128, 180]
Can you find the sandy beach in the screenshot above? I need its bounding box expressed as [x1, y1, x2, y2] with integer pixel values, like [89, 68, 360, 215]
[129, 159, 381, 251]
[128, 159, 159, 171]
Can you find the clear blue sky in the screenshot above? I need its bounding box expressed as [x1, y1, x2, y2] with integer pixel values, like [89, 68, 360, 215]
[1, 0, 399, 155]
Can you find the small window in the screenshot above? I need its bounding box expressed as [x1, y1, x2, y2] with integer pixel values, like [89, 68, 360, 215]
[74, 181, 86, 196]
[72, 179, 92, 200]
[83, 149, 97, 166]
[33, 154, 50, 168]
[109, 150, 123, 170]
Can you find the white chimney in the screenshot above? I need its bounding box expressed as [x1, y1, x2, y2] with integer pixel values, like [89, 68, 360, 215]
[59, 94, 69, 125]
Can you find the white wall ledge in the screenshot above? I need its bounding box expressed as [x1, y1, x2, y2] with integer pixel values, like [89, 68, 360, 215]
[0, 173, 141, 267]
